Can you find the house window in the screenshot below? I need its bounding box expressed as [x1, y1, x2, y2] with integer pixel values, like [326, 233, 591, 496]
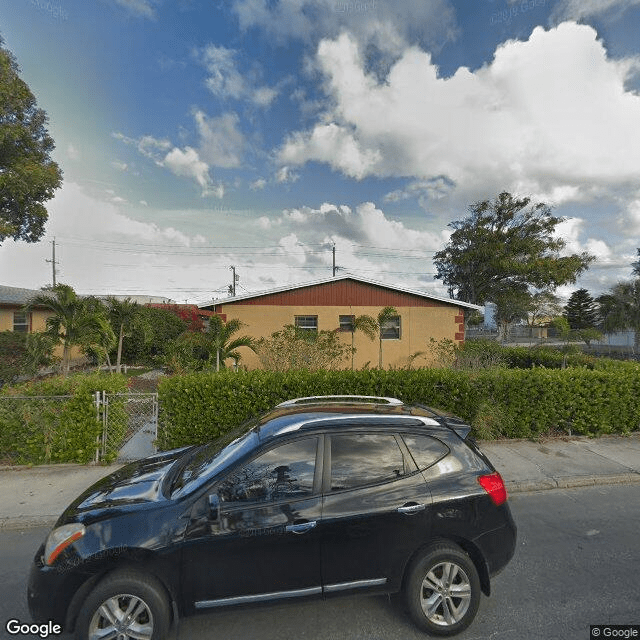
[380, 315, 401, 340]
[295, 315, 318, 331]
[13, 311, 30, 333]
[339, 315, 355, 332]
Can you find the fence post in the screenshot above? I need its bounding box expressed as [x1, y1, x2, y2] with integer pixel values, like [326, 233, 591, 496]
[94, 391, 101, 463]
[101, 391, 107, 459]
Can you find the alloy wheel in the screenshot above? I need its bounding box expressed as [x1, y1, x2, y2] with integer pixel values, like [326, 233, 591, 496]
[419, 561, 472, 627]
[88, 593, 154, 640]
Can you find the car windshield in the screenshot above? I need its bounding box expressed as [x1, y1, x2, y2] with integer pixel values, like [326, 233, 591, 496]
[170, 419, 260, 498]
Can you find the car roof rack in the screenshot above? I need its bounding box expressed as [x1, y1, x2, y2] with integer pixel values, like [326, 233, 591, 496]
[276, 395, 404, 408]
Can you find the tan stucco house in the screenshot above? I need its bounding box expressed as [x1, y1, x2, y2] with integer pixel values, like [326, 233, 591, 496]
[200, 275, 482, 370]
[0, 284, 84, 363]
[0, 285, 53, 334]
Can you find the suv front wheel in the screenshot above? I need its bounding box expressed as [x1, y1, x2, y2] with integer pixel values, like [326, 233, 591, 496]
[405, 543, 481, 636]
[74, 569, 171, 640]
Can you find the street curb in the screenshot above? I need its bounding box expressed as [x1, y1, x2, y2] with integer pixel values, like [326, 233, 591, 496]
[507, 472, 640, 494]
[0, 516, 58, 531]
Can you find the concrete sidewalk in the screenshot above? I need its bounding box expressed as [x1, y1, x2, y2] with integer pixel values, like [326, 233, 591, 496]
[1, 433, 639, 530]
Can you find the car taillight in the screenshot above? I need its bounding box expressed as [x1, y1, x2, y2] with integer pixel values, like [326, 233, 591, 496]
[477, 472, 507, 506]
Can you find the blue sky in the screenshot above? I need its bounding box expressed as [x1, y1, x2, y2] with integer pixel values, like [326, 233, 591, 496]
[2, 0, 640, 304]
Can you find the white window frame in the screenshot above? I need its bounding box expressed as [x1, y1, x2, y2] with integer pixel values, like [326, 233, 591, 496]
[13, 311, 30, 333]
[294, 315, 318, 331]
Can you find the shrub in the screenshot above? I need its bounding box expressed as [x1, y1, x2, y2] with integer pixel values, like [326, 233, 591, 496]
[0, 373, 127, 464]
[157, 366, 640, 449]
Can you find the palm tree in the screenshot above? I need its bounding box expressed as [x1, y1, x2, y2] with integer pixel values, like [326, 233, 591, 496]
[106, 297, 139, 373]
[377, 306, 398, 369]
[347, 315, 377, 370]
[25, 284, 115, 375]
[206, 315, 256, 371]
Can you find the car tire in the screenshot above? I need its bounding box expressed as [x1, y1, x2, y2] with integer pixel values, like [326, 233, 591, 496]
[405, 543, 481, 636]
[74, 569, 171, 640]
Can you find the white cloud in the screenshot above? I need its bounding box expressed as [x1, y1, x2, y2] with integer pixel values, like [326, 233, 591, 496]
[194, 110, 245, 169]
[279, 122, 381, 180]
[162, 147, 219, 197]
[384, 177, 455, 208]
[113, 0, 157, 18]
[277, 24, 640, 207]
[551, 0, 640, 22]
[0, 183, 248, 299]
[67, 144, 79, 160]
[114, 129, 225, 197]
[262, 201, 447, 252]
[622, 197, 640, 234]
[275, 166, 300, 184]
[251, 178, 267, 190]
[113, 132, 171, 160]
[111, 161, 128, 171]
[231, 0, 458, 56]
[197, 44, 278, 107]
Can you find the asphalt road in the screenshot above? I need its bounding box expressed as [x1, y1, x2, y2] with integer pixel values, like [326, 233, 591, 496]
[2, 484, 639, 640]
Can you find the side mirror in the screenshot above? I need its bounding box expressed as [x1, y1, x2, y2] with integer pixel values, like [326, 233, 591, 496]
[208, 493, 220, 521]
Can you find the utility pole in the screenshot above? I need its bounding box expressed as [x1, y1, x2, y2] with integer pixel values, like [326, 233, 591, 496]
[229, 266, 239, 297]
[45, 238, 58, 287]
[332, 244, 336, 276]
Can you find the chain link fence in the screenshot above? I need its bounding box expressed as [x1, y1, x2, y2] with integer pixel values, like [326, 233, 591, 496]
[0, 392, 158, 464]
[99, 392, 158, 462]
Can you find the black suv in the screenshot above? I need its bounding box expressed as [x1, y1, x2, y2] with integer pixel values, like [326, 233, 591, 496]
[28, 395, 517, 639]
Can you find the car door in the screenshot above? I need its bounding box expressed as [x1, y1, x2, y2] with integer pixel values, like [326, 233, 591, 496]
[320, 431, 433, 594]
[181, 435, 323, 611]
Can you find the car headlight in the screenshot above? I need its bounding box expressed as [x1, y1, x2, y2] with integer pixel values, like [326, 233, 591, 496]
[44, 523, 85, 566]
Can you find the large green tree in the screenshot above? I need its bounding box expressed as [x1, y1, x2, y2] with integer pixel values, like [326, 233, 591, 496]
[565, 288, 598, 330]
[434, 192, 594, 335]
[25, 284, 114, 375]
[597, 280, 640, 351]
[0, 38, 62, 243]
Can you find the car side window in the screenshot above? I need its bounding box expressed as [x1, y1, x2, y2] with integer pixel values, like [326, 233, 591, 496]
[401, 434, 449, 470]
[218, 437, 317, 505]
[330, 433, 408, 491]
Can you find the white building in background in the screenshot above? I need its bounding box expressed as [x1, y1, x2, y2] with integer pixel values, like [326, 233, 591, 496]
[595, 330, 636, 348]
[103, 295, 175, 304]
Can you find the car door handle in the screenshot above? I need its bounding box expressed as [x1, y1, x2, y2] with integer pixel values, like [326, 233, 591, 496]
[286, 521, 317, 534]
[397, 503, 426, 515]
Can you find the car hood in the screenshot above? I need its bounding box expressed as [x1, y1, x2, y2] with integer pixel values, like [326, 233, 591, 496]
[63, 446, 193, 515]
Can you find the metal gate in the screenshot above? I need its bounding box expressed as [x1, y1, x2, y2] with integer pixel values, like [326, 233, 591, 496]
[96, 392, 158, 462]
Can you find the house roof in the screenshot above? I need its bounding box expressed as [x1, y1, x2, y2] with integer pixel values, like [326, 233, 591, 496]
[199, 275, 483, 311]
[146, 303, 220, 317]
[0, 285, 51, 307]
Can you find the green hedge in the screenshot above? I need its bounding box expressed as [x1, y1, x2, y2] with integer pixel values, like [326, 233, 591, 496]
[157, 366, 640, 449]
[0, 374, 127, 464]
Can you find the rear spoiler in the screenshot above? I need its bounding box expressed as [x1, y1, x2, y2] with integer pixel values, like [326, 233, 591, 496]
[414, 404, 472, 440]
[444, 420, 472, 441]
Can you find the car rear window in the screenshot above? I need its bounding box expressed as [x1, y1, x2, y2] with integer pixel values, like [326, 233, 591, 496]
[330, 433, 409, 491]
[401, 434, 449, 470]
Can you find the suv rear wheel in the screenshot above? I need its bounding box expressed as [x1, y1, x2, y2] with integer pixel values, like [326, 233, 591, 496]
[405, 543, 481, 636]
[74, 570, 171, 640]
